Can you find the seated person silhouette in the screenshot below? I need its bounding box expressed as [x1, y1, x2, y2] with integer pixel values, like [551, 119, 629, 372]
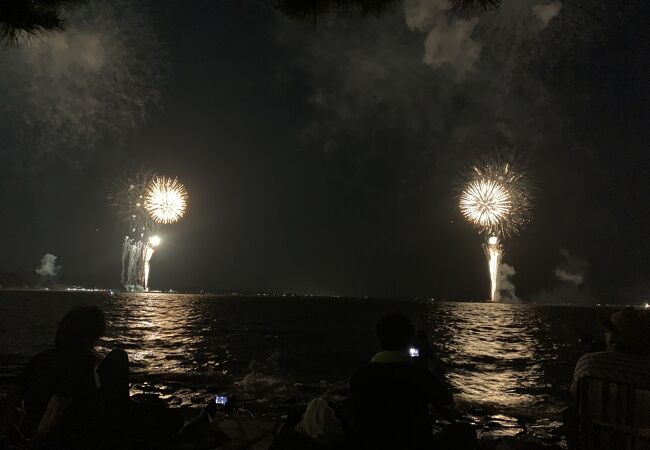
[20, 306, 131, 448]
[349, 312, 453, 449]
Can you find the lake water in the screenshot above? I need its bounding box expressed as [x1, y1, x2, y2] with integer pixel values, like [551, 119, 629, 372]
[0, 291, 612, 441]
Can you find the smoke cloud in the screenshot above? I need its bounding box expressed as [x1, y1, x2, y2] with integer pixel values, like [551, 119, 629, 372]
[555, 268, 583, 286]
[0, 0, 164, 169]
[495, 262, 519, 303]
[555, 248, 586, 286]
[532, 249, 590, 304]
[35, 254, 61, 279]
[404, 0, 481, 78]
[533, 2, 562, 27]
[276, 0, 574, 174]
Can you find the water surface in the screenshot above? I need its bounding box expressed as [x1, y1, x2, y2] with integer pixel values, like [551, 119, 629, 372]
[0, 291, 608, 437]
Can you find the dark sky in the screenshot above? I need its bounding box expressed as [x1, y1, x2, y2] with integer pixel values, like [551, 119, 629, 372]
[0, 0, 649, 303]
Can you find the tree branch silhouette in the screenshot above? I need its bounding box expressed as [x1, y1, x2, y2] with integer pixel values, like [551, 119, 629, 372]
[276, 0, 501, 22]
[0, 0, 85, 46]
[0, 0, 501, 47]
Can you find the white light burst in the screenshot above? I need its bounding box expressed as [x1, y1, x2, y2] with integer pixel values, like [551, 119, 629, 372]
[144, 176, 188, 224]
[460, 179, 511, 229]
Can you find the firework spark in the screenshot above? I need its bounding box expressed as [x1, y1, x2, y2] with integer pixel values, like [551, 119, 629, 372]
[111, 172, 188, 291]
[108, 170, 156, 238]
[144, 176, 188, 224]
[458, 155, 532, 302]
[460, 179, 511, 230]
[459, 158, 531, 238]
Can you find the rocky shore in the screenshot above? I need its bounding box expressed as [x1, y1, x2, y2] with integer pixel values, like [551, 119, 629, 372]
[148, 387, 568, 450]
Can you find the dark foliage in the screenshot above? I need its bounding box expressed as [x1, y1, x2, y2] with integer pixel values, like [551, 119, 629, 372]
[276, 0, 394, 22]
[0, 0, 501, 45]
[0, 0, 85, 46]
[276, 0, 501, 22]
[449, 0, 501, 12]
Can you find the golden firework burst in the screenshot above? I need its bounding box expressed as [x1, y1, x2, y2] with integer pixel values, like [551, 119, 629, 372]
[460, 179, 512, 229]
[144, 176, 188, 224]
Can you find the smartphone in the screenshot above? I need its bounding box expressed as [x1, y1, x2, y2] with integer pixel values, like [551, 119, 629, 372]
[215, 395, 228, 405]
[409, 347, 420, 357]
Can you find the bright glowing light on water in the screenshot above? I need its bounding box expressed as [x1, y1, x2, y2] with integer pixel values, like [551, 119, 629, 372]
[149, 235, 161, 246]
[145, 176, 188, 224]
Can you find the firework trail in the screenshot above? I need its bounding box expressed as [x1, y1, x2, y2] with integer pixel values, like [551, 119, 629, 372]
[483, 236, 502, 302]
[121, 237, 145, 291]
[459, 155, 531, 301]
[143, 235, 160, 291]
[111, 172, 188, 291]
[109, 170, 156, 239]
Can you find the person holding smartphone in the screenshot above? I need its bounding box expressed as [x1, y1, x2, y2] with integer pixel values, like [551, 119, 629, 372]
[349, 312, 454, 449]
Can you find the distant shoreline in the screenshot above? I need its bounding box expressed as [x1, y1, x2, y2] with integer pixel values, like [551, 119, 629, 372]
[1, 288, 648, 308]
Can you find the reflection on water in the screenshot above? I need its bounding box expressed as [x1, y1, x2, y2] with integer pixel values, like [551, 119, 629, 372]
[103, 293, 209, 374]
[431, 303, 543, 411]
[1, 291, 606, 420]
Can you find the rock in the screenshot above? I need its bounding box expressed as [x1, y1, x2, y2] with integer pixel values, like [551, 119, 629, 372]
[434, 422, 479, 449]
[495, 436, 553, 450]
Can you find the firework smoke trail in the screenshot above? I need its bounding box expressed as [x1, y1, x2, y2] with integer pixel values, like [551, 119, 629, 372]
[121, 237, 146, 291]
[111, 171, 156, 291]
[459, 155, 531, 301]
[109, 171, 156, 238]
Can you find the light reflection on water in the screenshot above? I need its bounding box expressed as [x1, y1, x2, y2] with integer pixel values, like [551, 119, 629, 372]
[104, 293, 208, 374]
[1, 291, 607, 420]
[432, 303, 543, 411]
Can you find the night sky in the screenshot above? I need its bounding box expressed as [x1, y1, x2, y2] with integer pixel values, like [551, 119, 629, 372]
[1, 0, 649, 303]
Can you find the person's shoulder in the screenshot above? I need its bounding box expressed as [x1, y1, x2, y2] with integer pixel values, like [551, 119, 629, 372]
[576, 351, 608, 364]
[351, 362, 412, 382]
[351, 363, 372, 380]
[577, 351, 648, 366]
[352, 363, 382, 379]
[24, 349, 61, 371]
[21, 349, 62, 384]
[574, 351, 650, 384]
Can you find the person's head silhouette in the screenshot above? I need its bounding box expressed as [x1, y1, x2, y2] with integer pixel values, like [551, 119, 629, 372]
[55, 305, 106, 354]
[376, 312, 415, 351]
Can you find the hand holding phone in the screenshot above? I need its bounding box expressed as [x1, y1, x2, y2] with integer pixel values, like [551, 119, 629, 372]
[215, 395, 228, 405]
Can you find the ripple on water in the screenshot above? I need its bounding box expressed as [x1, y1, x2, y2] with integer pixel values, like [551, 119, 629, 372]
[1, 292, 608, 423]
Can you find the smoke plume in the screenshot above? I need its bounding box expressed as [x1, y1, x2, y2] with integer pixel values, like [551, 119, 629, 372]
[404, 0, 481, 78]
[555, 248, 586, 286]
[0, 0, 164, 170]
[532, 2, 562, 27]
[555, 268, 583, 285]
[35, 253, 61, 279]
[495, 262, 519, 303]
[532, 248, 589, 304]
